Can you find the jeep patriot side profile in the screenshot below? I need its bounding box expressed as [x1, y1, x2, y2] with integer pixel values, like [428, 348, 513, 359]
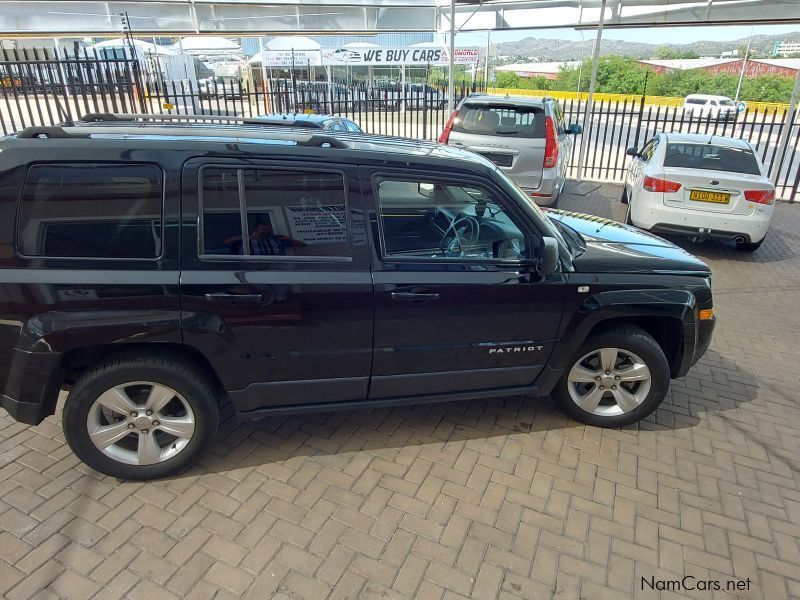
[0, 115, 715, 479]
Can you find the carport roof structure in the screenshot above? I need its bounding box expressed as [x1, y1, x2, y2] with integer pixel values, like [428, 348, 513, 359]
[0, 0, 798, 36]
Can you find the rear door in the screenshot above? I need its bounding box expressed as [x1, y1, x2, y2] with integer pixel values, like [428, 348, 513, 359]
[628, 136, 659, 194]
[180, 158, 374, 414]
[448, 101, 546, 190]
[660, 141, 769, 215]
[364, 168, 566, 399]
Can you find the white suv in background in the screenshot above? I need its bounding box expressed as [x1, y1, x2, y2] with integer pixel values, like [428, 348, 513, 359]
[683, 94, 737, 121]
[622, 133, 775, 252]
[439, 95, 582, 206]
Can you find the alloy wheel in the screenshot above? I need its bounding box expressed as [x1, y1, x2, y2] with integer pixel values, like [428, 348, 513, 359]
[566, 347, 652, 417]
[86, 382, 196, 466]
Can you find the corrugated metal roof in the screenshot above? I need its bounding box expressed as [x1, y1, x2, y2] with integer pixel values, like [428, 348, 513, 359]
[495, 61, 581, 74]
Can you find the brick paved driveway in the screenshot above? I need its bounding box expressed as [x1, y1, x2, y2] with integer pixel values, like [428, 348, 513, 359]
[1, 183, 799, 600]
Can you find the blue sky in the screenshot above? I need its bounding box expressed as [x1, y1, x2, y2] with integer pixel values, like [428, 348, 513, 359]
[455, 24, 800, 48]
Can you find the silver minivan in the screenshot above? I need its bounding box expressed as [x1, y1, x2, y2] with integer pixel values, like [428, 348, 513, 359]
[439, 95, 581, 206]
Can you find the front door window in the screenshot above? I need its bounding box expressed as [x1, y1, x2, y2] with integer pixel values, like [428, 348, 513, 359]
[375, 178, 528, 262]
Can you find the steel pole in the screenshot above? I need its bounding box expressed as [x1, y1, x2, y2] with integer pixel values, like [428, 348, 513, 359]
[484, 30, 490, 90]
[735, 28, 753, 103]
[576, 0, 607, 182]
[771, 66, 800, 197]
[447, 0, 455, 113]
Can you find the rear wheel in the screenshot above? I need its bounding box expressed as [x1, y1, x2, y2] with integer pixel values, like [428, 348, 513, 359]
[624, 200, 633, 225]
[63, 353, 219, 480]
[621, 186, 629, 205]
[553, 327, 670, 427]
[736, 237, 764, 252]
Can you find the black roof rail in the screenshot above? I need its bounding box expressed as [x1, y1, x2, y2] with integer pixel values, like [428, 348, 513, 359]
[80, 113, 136, 122]
[80, 112, 277, 127]
[20, 118, 349, 149]
[17, 126, 89, 139]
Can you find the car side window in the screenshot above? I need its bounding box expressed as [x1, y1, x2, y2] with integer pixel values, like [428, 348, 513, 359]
[200, 167, 350, 259]
[639, 138, 659, 162]
[17, 163, 163, 259]
[344, 120, 362, 133]
[326, 121, 346, 132]
[553, 103, 566, 135]
[375, 176, 528, 261]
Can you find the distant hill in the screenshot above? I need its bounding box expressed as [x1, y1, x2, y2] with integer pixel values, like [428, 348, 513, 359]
[492, 31, 800, 62]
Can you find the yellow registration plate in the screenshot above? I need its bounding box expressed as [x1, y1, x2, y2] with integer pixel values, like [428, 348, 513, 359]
[689, 190, 730, 204]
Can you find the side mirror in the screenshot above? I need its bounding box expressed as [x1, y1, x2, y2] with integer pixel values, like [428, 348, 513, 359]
[568, 123, 583, 135]
[626, 147, 639, 157]
[539, 237, 559, 276]
[418, 182, 435, 198]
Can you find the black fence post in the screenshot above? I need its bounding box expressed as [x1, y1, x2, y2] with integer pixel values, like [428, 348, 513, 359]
[632, 93, 646, 150]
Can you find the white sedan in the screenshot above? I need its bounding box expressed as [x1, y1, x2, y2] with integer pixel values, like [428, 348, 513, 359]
[622, 133, 775, 252]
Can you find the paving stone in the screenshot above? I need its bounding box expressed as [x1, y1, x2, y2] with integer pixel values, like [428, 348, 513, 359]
[0, 185, 798, 600]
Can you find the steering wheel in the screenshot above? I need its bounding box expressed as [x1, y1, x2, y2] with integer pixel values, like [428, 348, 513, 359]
[440, 215, 481, 257]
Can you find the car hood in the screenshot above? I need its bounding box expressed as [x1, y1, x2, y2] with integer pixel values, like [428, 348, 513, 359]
[546, 209, 710, 274]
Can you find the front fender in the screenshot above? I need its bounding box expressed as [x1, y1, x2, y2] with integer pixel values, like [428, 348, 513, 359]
[550, 288, 699, 376]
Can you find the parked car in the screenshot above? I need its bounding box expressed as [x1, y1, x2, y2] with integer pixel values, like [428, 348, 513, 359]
[368, 82, 446, 110]
[622, 133, 775, 251]
[0, 114, 714, 479]
[292, 81, 364, 113]
[683, 94, 737, 121]
[198, 76, 245, 99]
[255, 113, 362, 132]
[439, 95, 581, 207]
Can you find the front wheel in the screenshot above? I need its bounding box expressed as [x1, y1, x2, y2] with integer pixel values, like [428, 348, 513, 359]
[624, 200, 633, 225]
[553, 326, 670, 427]
[63, 353, 219, 480]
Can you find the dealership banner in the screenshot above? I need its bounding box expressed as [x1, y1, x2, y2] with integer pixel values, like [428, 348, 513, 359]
[261, 50, 320, 67]
[322, 47, 479, 66]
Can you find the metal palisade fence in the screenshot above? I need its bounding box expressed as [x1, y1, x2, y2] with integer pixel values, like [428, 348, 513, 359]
[1, 47, 798, 201]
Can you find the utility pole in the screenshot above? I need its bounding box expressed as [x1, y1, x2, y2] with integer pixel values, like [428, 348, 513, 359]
[735, 27, 753, 103]
[484, 30, 490, 91]
[576, 0, 607, 181]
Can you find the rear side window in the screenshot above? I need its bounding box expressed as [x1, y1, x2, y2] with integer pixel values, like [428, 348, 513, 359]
[453, 104, 544, 138]
[686, 98, 707, 105]
[664, 143, 761, 175]
[200, 167, 350, 259]
[17, 163, 163, 259]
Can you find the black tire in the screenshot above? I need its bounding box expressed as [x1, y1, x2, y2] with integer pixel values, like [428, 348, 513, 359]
[552, 326, 670, 427]
[624, 201, 633, 225]
[621, 186, 629, 205]
[63, 353, 219, 480]
[736, 237, 764, 252]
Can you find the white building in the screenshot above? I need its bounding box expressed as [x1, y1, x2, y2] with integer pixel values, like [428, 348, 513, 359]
[775, 41, 800, 57]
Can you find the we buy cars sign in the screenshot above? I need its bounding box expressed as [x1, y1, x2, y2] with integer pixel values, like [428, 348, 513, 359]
[323, 47, 478, 66]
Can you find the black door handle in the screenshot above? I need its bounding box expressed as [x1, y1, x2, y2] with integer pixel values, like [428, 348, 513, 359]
[391, 291, 440, 302]
[204, 293, 263, 304]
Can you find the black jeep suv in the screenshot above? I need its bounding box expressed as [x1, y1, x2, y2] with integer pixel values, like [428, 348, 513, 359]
[0, 114, 715, 479]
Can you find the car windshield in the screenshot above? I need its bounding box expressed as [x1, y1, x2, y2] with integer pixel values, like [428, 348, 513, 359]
[492, 167, 574, 256]
[663, 143, 761, 175]
[453, 104, 544, 138]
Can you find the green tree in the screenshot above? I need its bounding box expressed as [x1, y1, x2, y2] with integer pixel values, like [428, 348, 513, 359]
[551, 55, 653, 95]
[654, 46, 700, 60]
